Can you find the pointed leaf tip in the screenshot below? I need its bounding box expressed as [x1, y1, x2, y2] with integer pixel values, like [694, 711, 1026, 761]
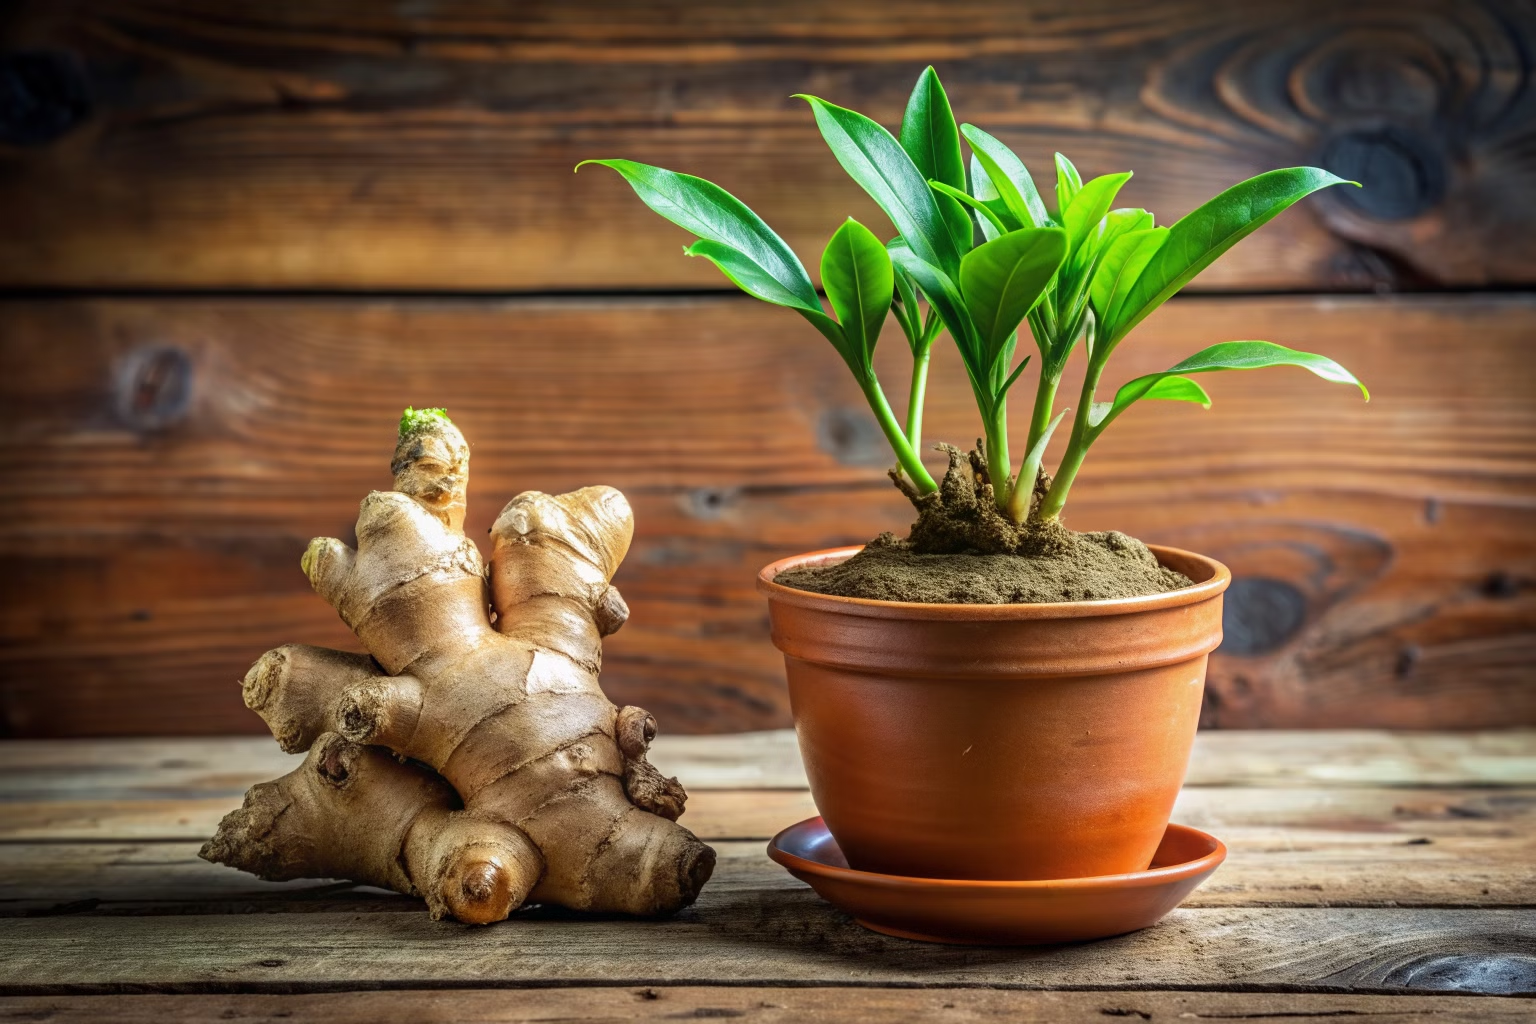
[1097, 167, 1356, 347]
[803, 92, 961, 273]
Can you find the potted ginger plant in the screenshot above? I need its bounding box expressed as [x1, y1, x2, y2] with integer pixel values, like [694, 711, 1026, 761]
[581, 67, 1365, 939]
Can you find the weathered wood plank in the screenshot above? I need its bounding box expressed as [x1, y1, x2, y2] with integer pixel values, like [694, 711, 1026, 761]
[2, 295, 1532, 736]
[1, 904, 1532, 994]
[0, 790, 816, 843]
[1, 988, 1530, 1023]
[5, 783, 1532, 847]
[4, 732, 1531, 813]
[2, 1, 1530, 290]
[2, 817, 1533, 915]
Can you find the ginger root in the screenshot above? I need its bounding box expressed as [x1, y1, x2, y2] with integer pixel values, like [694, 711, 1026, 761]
[202, 408, 715, 923]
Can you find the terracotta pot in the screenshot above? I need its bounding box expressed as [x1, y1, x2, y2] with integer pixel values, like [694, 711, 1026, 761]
[758, 544, 1230, 881]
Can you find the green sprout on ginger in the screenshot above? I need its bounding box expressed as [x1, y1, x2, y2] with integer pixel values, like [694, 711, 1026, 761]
[578, 67, 1368, 525]
[399, 406, 452, 439]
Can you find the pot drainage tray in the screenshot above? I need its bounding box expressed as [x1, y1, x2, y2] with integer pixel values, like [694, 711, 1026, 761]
[767, 817, 1225, 945]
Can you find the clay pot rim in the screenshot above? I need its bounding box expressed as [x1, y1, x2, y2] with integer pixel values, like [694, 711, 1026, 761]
[768, 817, 1228, 891]
[757, 543, 1231, 621]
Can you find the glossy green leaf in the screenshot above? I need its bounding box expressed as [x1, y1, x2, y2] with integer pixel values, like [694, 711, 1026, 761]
[959, 228, 1068, 375]
[1097, 340, 1367, 433]
[969, 154, 1003, 242]
[1103, 167, 1356, 345]
[1054, 152, 1083, 215]
[1140, 375, 1212, 405]
[820, 218, 894, 368]
[579, 158, 820, 311]
[1076, 208, 1153, 273]
[889, 245, 982, 392]
[930, 180, 1008, 237]
[1054, 208, 1153, 338]
[798, 95, 960, 273]
[681, 240, 808, 309]
[1089, 227, 1168, 332]
[1061, 172, 1133, 260]
[960, 125, 1050, 229]
[996, 351, 1031, 398]
[892, 265, 923, 348]
[680, 241, 845, 365]
[1046, 206, 1152, 357]
[1090, 375, 1210, 428]
[899, 67, 972, 254]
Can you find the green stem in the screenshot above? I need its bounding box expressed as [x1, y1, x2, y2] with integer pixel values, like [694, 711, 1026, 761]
[861, 374, 937, 493]
[1025, 363, 1061, 455]
[905, 344, 931, 450]
[983, 401, 1012, 512]
[1037, 356, 1106, 522]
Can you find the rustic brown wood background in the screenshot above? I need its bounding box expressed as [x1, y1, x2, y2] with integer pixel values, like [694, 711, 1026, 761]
[1, 0, 1533, 737]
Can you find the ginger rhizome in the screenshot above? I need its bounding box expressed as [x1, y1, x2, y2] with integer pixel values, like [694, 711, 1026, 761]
[202, 409, 715, 924]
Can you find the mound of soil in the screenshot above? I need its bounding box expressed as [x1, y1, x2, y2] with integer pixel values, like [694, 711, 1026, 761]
[775, 529, 1190, 604]
[774, 444, 1193, 604]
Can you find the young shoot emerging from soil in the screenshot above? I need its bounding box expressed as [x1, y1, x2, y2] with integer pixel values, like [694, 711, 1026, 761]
[580, 68, 1368, 603]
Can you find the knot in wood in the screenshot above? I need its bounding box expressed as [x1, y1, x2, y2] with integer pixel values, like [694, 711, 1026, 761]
[0, 50, 90, 146]
[116, 346, 193, 432]
[1321, 128, 1444, 221]
[1219, 576, 1308, 656]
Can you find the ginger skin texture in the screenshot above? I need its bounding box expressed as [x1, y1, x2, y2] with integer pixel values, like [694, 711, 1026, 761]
[202, 409, 715, 924]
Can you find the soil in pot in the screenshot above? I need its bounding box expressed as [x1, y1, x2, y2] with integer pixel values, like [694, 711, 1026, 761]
[776, 444, 1192, 604]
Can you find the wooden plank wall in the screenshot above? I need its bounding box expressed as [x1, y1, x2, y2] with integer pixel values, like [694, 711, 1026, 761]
[0, 0, 1532, 736]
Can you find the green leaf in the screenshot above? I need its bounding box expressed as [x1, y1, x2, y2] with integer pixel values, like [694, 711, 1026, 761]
[1090, 227, 1168, 332]
[1054, 152, 1083, 215]
[969, 153, 1001, 242]
[959, 227, 1068, 377]
[996, 352, 1031, 398]
[960, 125, 1050, 229]
[930, 180, 1009, 237]
[683, 240, 812, 309]
[899, 67, 972, 255]
[1103, 167, 1356, 346]
[1055, 207, 1153, 338]
[1078, 208, 1153, 271]
[579, 158, 820, 312]
[889, 245, 982, 390]
[892, 266, 923, 348]
[682, 239, 849, 365]
[1097, 340, 1368, 433]
[1049, 207, 1152, 354]
[1061, 172, 1133, 260]
[797, 94, 960, 273]
[820, 218, 894, 369]
[1141, 375, 1212, 405]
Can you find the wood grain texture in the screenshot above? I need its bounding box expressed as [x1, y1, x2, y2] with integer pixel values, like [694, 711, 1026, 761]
[4, 730, 1534, 801]
[9, 784, 1535, 847]
[2, 736, 1532, 917]
[0, 734, 1532, 1000]
[1, 294, 1532, 736]
[3, 821, 1532, 915]
[1, 905, 1533, 994]
[3, 1, 1533, 290]
[4, 989, 1532, 1024]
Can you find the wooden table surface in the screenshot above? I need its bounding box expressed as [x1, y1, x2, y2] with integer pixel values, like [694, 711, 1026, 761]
[0, 730, 1533, 1021]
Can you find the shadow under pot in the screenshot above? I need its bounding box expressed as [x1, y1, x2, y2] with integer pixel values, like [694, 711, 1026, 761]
[757, 544, 1231, 882]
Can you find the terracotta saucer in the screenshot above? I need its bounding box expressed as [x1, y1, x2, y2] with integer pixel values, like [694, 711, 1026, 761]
[767, 817, 1225, 945]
